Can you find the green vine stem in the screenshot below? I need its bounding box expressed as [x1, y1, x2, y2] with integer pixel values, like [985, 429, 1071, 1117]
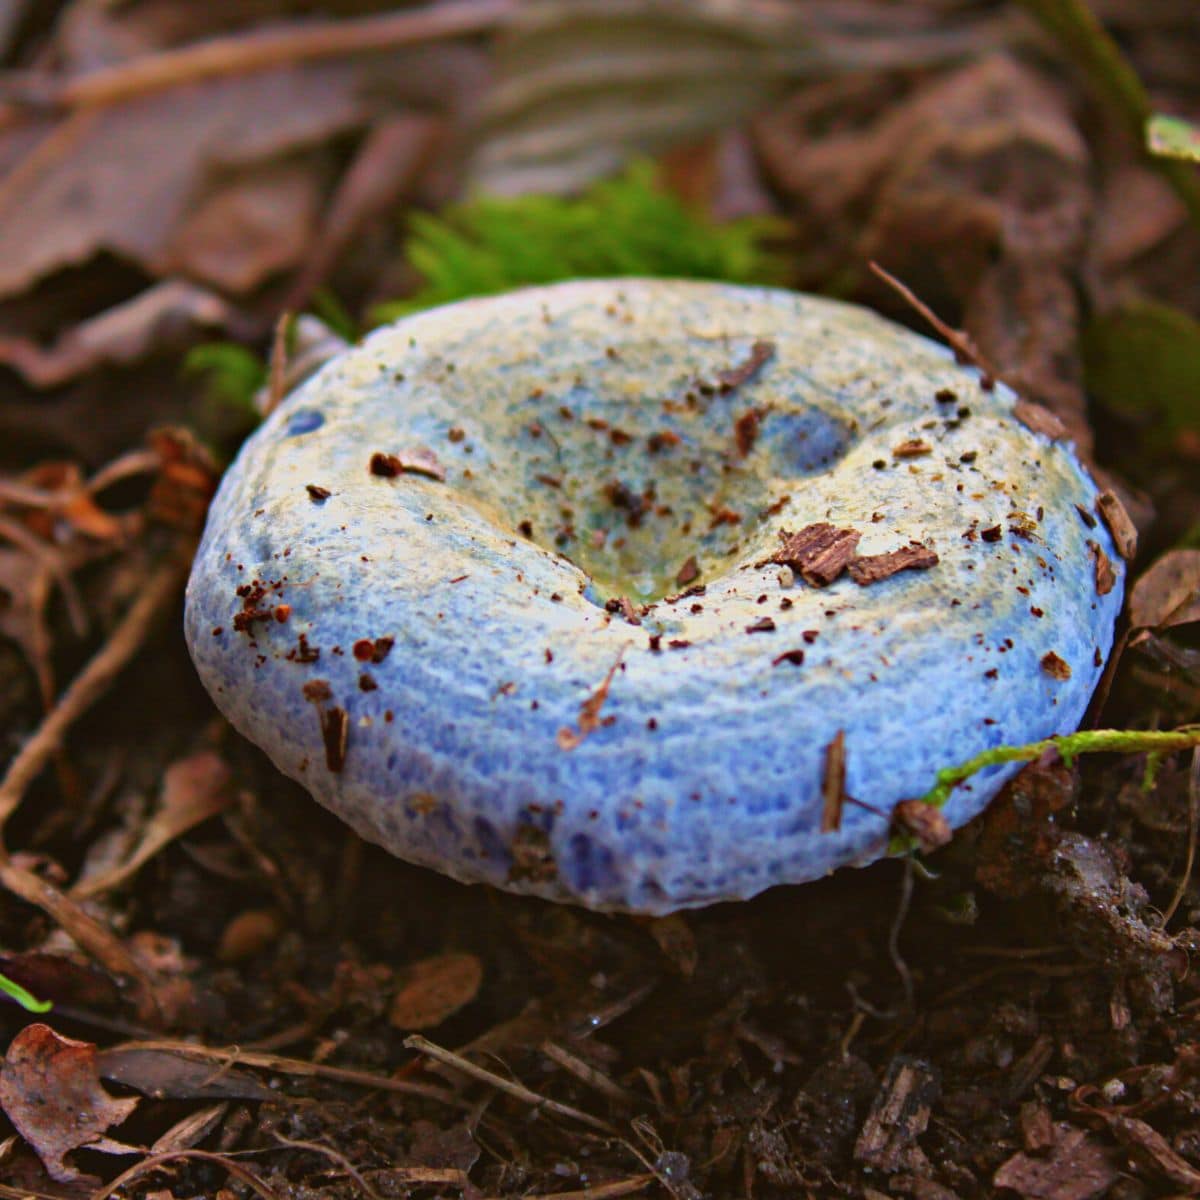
[1017, 0, 1200, 228]
[920, 725, 1200, 809]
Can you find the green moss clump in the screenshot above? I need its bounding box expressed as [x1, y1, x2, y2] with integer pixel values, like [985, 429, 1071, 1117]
[374, 161, 789, 322]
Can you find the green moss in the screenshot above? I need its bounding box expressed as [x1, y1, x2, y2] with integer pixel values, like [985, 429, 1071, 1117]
[373, 161, 789, 322]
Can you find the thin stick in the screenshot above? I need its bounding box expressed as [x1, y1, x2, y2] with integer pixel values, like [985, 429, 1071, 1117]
[270, 1132, 383, 1200]
[404, 1034, 618, 1134]
[868, 261, 996, 386]
[1161, 748, 1199, 926]
[919, 725, 1200, 809]
[107, 1039, 463, 1105]
[0, 553, 187, 835]
[43, 0, 514, 112]
[479, 1177, 655, 1200]
[89, 1149, 281, 1200]
[0, 860, 156, 1019]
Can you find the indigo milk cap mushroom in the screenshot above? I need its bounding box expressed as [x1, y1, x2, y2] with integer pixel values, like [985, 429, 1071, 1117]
[185, 279, 1124, 913]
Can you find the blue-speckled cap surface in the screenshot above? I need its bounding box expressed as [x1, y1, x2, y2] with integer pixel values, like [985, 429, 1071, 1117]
[185, 279, 1124, 913]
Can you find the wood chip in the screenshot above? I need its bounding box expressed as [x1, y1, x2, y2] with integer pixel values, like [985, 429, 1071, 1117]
[820, 730, 846, 834]
[319, 705, 348, 772]
[1013, 398, 1068, 440]
[853, 1055, 940, 1172]
[1088, 541, 1116, 597]
[772, 523, 861, 587]
[891, 438, 932, 458]
[1096, 490, 1137, 561]
[1040, 651, 1071, 681]
[848, 543, 939, 585]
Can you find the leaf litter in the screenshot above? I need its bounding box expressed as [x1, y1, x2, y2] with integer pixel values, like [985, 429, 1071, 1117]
[0, 1, 1198, 1198]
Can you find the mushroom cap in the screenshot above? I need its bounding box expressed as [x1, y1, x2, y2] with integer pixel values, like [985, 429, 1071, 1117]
[185, 279, 1123, 914]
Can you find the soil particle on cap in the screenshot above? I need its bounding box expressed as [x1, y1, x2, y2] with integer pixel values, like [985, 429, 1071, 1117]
[746, 616, 776, 634]
[353, 637, 394, 663]
[772, 649, 805, 667]
[319, 706, 348, 772]
[847, 543, 939, 585]
[715, 339, 775, 394]
[302, 679, 332, 702]
[892, 439, 932, 458]
[1040, 652, 1072, 681]
[368, 449, 446, 481]
[980, 525, 1003, 543]
[1075, 503, 1097, 529]
[772, 524, 861, 586]
[605, 597, 641, 626]
[305, 484, 331, 502]
[734, 409, 764, 456]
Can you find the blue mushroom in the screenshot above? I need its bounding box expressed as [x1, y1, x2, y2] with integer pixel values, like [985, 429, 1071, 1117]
[185, 280, 1124, 913]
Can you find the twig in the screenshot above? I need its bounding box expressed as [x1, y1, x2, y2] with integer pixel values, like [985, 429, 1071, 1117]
[1161, 748, 1200, 926]
[868, 261, 996, 387]
[919, 725, 1200, 809]
[19, 0, 514, 114]
[0, 860, 157, 1019]
[1016, 0, 1200, 227]
[264, 312, 294, 417]
[270, 1132, 383, 1200]
[887, 856, 916, 1014]
[404, 1034, 619, 1134]
[107, 1039, 463, 1106]
[0, 552, 188, 835]
[478, 1175, 655, 1200]
[89, 1149, 282, 1200]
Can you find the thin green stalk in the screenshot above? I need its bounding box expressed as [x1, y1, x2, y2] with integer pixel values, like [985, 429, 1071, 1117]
[921, 725, 1200, 809]
[1017, 0, 1200, 227]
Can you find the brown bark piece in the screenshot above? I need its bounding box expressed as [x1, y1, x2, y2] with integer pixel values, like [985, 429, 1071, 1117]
[993, 1123, 1116, 1200]
[1013, 398, 1068, 441]
[773, 523, 860, 586]
[820, 730, 846, 834]
[1096, 491, 1138, 561]
[854, 1056, 940, 1172]
[848, 543, 939, 585]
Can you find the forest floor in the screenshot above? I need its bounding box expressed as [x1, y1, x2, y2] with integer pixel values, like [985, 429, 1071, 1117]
[0, 2, 1199, 1197]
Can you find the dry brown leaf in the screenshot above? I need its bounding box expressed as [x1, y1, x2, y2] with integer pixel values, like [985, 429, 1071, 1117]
[97, 1046, 274, 1103]
[0, 281, 244, 388]
[0, 1024, 140, 1183]
[160, 161, 322, 293]
[389, 952, 484, 1030]
[0, 47, 478, 301]
[757, 55, 1093, 444]
[72, 751, 233, 900]
[992, 1123, 1116, 1200]
[1129, 549, 1200, 630]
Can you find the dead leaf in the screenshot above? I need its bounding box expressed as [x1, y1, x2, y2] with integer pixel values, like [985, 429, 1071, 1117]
[757, 55, 1094, 444]
[389, 952, 483, 1030]
[0, 47, 479, 300]
[0, 282, 244, 388]
[160, 161, 322, 294]
[0, 1024, 140, 1183]
[993, 1122, 1116, 1200]
[97, 1046, 274, 1102]
[151, 1104, 229, 1156]
[1130, 549, 1200, 630]
[286, 112, 443, 310]
[72, 751, 233, 899]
